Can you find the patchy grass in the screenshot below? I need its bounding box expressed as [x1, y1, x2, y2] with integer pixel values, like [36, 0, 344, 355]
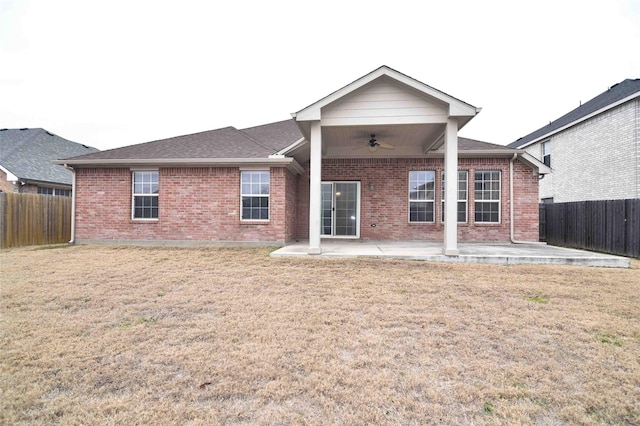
[524, 294, 549, 304]
[1, 245, 639, 425]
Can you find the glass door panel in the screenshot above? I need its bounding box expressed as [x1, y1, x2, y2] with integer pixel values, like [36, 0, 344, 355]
[321, 183, 333, 236]
[334, 183, 357, 236]
[320, 182, 359, 237]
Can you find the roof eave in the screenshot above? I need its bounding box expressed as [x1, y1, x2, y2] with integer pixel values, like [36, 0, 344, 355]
[55, 157, 305, 175]
[512, 90, 640, 149]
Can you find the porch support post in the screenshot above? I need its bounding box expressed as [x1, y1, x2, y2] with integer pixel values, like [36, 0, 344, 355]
[308, 120, 322, 254]
[443, 118, 459, 256]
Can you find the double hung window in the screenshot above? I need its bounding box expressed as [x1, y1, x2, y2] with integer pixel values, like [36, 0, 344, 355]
[474, 171, 500, 223]
[132, 171, 159, 219]
[542, 141, 551, 167]
[241, 171, 270, 220]
[409, 171, 435, 222]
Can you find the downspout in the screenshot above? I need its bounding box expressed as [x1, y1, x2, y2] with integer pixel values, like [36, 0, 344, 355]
[66, 165, 76, 244]
[510, 154, 543, 244]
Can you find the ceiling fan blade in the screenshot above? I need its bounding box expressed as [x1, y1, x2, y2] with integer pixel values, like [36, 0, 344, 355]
[352, 145, 368, 150]
[378, 142, 395, 150]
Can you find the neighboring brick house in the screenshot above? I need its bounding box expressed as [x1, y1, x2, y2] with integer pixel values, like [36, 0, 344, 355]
[59, 66, 547, 253]
[508, 78, 640, 203]
[0, 128, 98, 196]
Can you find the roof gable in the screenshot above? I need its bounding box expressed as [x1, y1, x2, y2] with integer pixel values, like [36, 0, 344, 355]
[0, 128, 98, 185]
[509, 78, 640, 148]
[293, 65, 479, 122]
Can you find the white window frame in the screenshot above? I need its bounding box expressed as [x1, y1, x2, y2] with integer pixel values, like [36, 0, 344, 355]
[240, 170, 270, 221]
[131, 170, 159, 220]
[37, 187, 71, 197]
[408, 170, 436, 223]
[542, 140, 551, 167]
[441, 170, 468, 223]
[474, 170, 501, 223]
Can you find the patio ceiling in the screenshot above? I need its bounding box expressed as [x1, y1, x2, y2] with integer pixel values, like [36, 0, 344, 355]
[320, 123, 446, 157]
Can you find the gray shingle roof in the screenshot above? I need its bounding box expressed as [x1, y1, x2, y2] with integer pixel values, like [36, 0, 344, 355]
[67, 122, 303, 162]
[0, 128, 98, 185]
[508, 78, 640, 148]
[240, 119, 303, 151]
[61, 119, 515, 165]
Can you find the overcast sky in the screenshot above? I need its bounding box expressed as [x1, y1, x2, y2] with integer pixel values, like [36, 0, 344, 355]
[1, 0, 639, 151]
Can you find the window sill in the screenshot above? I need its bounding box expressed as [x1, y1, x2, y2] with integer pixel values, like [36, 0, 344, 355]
[131, 219, 159, 224]
[240, 220, 270, 225]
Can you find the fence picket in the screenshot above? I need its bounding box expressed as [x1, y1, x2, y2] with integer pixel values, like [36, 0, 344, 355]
[541, 199, 640, 258]
[0, 193, 72, 248]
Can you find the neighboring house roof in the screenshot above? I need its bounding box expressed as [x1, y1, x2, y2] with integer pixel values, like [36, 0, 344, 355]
[508, 78, 640, 148]
[0, 128, 98, 186]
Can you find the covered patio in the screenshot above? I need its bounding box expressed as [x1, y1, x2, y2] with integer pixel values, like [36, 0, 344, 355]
[271, 240, 630, 268]
[284, 66, 547, 255]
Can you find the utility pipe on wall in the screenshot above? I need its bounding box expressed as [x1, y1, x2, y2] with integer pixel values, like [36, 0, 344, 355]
[67, 166, 76, 244]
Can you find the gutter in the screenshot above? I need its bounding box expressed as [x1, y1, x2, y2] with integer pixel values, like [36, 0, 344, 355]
[53, 157, 305, 175]
[64, 164, 77, 244]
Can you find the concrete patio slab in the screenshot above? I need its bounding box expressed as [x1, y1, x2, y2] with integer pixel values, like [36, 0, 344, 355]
[270, 240, 630, 268]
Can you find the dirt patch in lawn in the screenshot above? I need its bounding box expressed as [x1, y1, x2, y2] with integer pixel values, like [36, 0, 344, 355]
[1, 245, 639, 425]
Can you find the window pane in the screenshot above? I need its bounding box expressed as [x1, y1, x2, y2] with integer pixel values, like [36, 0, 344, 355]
[409, 201, 434, 222]
[133, 171, 159, 194]
[134, 196, 158, 219]
[409, 171, 435, 201]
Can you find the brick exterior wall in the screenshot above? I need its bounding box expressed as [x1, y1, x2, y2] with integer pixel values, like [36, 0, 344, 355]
[295, 157, 539, 242]
[74, 167, 292, 244]
[74, 158, 539, 244]
[524, 99, 640, 202]
[0, 170, 16, 193]
[0, 171, 41, 194]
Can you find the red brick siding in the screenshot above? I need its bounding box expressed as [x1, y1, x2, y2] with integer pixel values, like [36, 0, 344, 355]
[284, 169, 299, 242]
[74, 159, 538, 244]
[75, 167, 289, 243]
[0, 170, 16, 193]
[295, 158, 539, 242]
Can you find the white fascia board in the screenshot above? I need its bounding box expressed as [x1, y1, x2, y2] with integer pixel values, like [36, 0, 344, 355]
[56, 157, 305, 175]
[293, 66, 479, 122]
[515, 92, 640, 149]
[275, 137, 307, 156]
[0, 164, 18, 181]
[519, 152, 551, 174]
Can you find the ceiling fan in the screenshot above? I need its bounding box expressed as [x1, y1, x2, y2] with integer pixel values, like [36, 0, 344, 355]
[353, 134, 395, 153]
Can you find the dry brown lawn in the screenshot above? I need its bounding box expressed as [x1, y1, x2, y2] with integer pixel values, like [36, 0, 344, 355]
[1, 245, 639, 425]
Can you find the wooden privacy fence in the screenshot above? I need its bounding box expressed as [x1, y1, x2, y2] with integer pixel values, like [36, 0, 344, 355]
[542, 199, 640, 258]
[0, 192, 72, 248]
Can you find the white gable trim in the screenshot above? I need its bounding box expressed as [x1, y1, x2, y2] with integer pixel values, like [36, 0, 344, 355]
[514, 91, 640, 150]
[292, 66, 479, 122]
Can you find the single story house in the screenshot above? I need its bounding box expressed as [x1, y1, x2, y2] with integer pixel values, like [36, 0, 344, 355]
[58, 66, 548, 254]
[0, 128, 98, 196]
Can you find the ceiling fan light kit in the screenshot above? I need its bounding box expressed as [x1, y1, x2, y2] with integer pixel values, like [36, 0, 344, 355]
[353, 133, 395, 153]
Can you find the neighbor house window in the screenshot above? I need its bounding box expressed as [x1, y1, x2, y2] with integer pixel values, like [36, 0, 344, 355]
[241, 171, 269, 220]
[441, 171, 468, 222]
[409, 171, 435, 222]
[132, 171, 159, 219]
[37, 187, 70, 197]
[474, 171, 500, 223]
[542, 141, 551, 167]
